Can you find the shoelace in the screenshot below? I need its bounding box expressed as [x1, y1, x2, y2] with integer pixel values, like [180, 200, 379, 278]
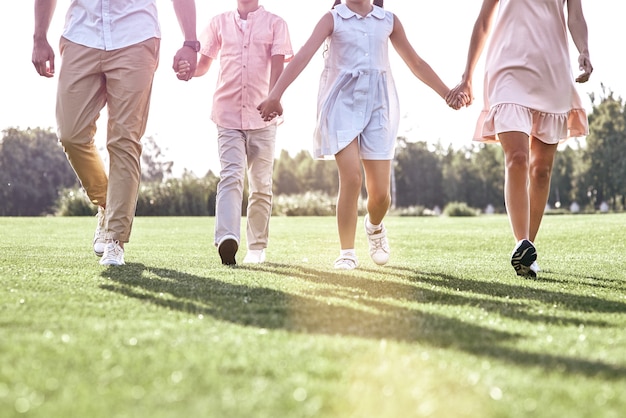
[102, 242, 123, 261]
[369, 234, 388, 251]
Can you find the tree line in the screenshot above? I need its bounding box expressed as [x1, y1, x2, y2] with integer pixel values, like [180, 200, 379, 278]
[1, 90, 624, 216]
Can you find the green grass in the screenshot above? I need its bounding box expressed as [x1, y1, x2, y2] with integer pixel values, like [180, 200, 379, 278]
[1, 214, 625, 418]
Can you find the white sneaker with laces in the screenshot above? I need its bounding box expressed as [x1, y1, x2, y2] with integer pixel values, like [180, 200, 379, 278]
[93, 206, 106, 257]
[243, 249, 266, 264]
[365, 215, 390, 265]
[99, 241, 125, 266]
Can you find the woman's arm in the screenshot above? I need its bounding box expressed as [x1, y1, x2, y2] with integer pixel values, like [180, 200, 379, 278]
[446, 0, 498, 106]
[566, 0, 593, 83]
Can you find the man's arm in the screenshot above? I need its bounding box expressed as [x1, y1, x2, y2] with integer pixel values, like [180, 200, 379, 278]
[171, 0, 198, 81]
[32, 0, 57, 77]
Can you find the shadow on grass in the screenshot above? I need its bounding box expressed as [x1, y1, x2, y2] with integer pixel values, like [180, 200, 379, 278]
[100, 262, 626, 380]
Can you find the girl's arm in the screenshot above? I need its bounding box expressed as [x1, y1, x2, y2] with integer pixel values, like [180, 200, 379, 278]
[258, 12, 334, 120]
[566, 0, 593, 83]
[447, 0, 498, 106]
[389, 15, 450, 100]
[269, 55, 286, 92]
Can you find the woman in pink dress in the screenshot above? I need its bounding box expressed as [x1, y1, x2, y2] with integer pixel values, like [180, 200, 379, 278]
[447, 0, 593, 277]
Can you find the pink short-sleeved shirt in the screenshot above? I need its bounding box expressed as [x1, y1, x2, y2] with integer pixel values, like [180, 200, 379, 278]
[200, 7, 293, 130]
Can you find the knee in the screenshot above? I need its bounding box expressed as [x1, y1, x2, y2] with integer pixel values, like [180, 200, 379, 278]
[339, 171, 362, 194]
[505, 150, 529, 171]
[530, 160, 553, 182]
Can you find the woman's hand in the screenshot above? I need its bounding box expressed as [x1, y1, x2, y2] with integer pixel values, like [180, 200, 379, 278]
[575, 53, 593, 83]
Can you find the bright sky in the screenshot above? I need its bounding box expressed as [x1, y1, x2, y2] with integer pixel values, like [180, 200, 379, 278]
[1, 1, 624, 177]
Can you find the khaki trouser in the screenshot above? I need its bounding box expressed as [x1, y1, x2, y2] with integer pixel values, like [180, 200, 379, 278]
[215, 125, 277, 250]
[56, 37, 160, 243]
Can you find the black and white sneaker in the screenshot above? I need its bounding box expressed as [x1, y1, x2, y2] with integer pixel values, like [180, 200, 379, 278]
[511, 239, 537, 277]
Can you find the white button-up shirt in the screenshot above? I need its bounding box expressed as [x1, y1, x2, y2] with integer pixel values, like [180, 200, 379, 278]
[62, 0, 161, 51]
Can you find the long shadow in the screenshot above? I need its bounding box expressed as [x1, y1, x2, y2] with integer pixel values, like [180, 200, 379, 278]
[250, 263, 613, 328]
[385, 265, 626, 314]
[100, 263, 626, 380]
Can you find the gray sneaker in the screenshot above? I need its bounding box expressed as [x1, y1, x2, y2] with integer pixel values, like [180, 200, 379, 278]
[93, 206, 106, 257]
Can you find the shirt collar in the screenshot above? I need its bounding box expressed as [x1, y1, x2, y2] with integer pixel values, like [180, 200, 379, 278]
[237, 5, 265, 22]
[335, 4, 385, 20]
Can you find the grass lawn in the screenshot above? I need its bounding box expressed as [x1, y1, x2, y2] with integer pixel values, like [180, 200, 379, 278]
[1, 214, 625, 418]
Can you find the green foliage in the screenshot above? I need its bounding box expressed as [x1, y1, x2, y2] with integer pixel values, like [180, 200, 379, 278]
[394, 138, 444, 208]
[136, 171, 219, 216]
[583, 88, 626, 210]
[55, 188, 96, 216]
[389, 205, 430, 217]
[443, 201, 479, 217]
[0, 127, 78, 215]
[272, 191, 366, 216]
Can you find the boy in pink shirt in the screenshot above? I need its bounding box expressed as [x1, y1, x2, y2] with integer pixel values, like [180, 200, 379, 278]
[179, 1, 292, 265]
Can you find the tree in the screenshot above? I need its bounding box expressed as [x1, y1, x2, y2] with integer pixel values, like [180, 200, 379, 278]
[0, 127, 78, 215]
[394, 139, 444, 208]
[582, 89, 626, 210]
[141, 135, 174, 183]
[273, 149, 301, 195]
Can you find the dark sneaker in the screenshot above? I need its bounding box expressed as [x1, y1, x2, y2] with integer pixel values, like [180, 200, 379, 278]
[511, 239, 537, 277]
[218, 238, 238, 265]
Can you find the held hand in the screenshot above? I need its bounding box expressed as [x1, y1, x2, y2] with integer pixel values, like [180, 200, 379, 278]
[576, 53, 593, 83]
[172, 47, 197, 81]
[177, 60, 192, 79]
[32, 38, 55, 78]
[446, 80, 474, 110]
[257, 98, 283, 122]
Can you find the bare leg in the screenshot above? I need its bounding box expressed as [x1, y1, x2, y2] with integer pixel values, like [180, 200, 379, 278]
[362, 159, 392, 225]
[499, 131, 531, 242]
[528, 136, 558, 242]
[334, 140, 362, 250]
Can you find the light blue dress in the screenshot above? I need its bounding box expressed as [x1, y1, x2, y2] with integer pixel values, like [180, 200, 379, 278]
[313, 4, 400, 160]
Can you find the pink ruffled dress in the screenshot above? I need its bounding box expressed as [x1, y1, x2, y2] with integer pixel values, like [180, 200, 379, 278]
[474, 0, 588, 143]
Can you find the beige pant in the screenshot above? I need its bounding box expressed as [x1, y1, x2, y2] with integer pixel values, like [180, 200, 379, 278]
[215, 125, 277, 250]
[57, 37, 160, 243]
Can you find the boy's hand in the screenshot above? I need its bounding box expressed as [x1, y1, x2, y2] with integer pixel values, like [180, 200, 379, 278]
[257, 98, 283, 122]
[176, 59, 192, 78]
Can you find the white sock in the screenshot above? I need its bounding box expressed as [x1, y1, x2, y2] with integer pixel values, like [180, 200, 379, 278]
[340, 249, 356, 257]
[366, 219, 382, 233]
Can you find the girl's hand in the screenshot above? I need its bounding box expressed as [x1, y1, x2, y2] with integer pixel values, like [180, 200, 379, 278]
[257, 98, 283, 122]
[576, 53, 593, 83]
[446, 80, 474, 109]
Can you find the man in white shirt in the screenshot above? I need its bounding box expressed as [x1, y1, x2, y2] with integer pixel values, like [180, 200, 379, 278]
[32, 0, 199, 266]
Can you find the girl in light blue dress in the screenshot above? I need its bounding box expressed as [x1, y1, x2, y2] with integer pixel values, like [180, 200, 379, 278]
[259, 0, 464, 270]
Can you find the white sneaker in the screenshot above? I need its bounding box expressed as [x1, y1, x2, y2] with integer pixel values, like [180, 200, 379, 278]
[243, 249, 266, 264]
[93, 206, 106, 257]
[99, 241, 125, 266]
[334, 254, 358, 270]
[365, 215, 390, 265]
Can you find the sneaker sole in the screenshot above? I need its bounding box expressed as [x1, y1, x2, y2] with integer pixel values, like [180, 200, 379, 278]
[219, 239, 238, 265]
[511, 240, 537, 277]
